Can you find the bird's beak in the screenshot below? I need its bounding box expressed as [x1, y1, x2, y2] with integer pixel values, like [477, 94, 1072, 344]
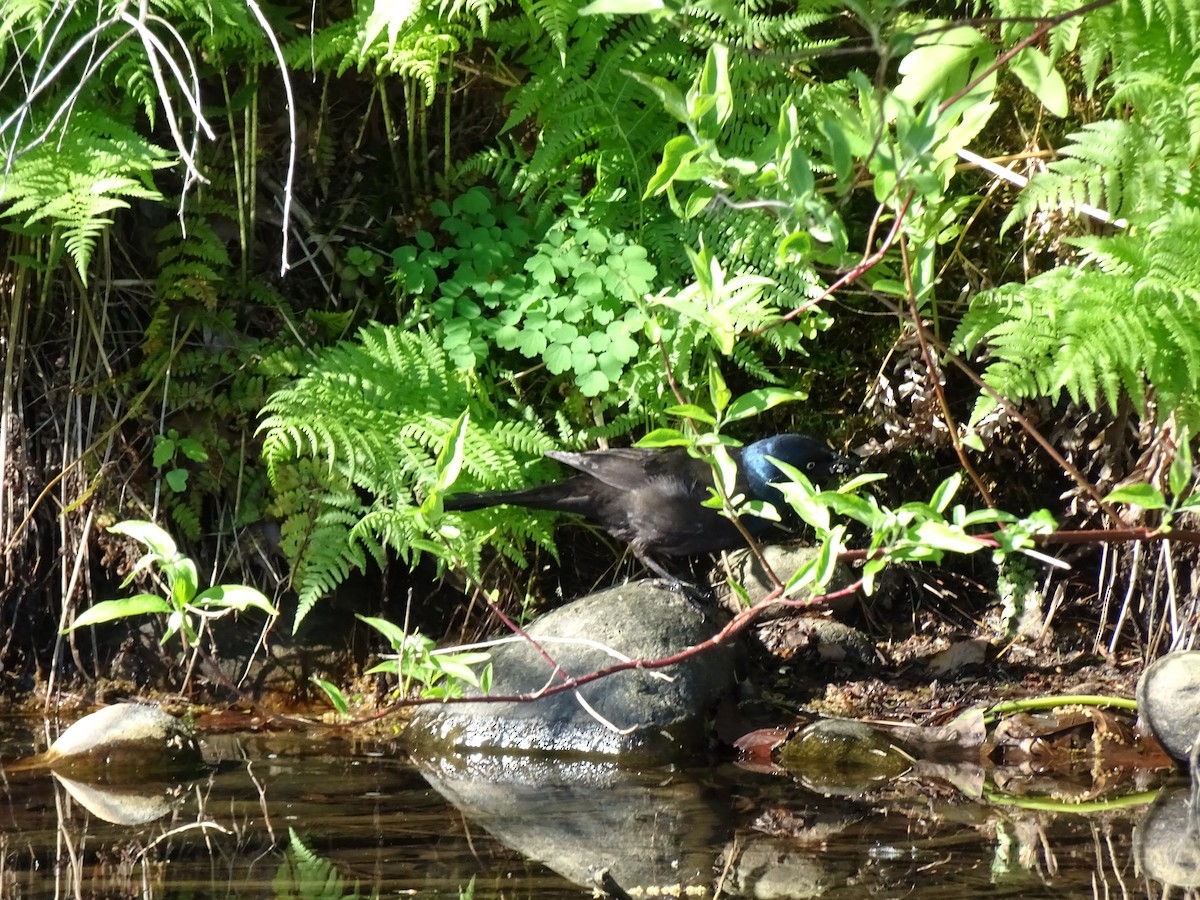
[829, 452, 862, 476]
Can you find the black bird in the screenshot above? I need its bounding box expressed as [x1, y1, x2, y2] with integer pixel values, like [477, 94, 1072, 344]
[443, 434, 854, 579]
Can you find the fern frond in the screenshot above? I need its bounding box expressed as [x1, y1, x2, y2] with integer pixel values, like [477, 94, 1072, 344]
[1, 110, 172, 279]
[955, 205, 1200, 420]
[260, 323, 556, 626]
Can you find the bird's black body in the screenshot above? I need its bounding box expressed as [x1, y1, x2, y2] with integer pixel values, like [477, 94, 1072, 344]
[444, 434, 854, 577]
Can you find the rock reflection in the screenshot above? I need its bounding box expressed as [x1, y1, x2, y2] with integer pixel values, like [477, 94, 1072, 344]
[412, 750, 724, 894]
[52, 772, 186, 825]
[1134, 783, 1200, 890]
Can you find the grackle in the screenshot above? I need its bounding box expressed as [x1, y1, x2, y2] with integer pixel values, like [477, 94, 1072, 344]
[443, 434, 855, 579]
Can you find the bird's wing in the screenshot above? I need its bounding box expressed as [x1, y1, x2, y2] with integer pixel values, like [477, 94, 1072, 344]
[544, 448, 688, 492]
[548, 446, 749, 494]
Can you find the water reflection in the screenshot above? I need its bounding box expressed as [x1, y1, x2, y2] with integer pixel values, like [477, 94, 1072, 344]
[0, 721, 1191, 898]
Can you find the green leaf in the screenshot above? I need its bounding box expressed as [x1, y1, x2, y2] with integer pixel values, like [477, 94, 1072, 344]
[636, 428, 691, 447]
[193, 585, 280, 616]
[65, 595, 173, 632]
[165, 468, 189, 493]
[692, 44, 732, 131]
[435, 410, 470, 492]
[1105, 484, 1167, 509]
[312, 677, 350, 715]
[914, 520, 985, 554]
[109, 520, 177, 559]
[708, 360, 731, 415]
[930, 473, 962, 513]
[357, 614, 409, 650]
[152, 438, 176, 468]
[1009, 48, 1068, 118]
[894, 26, 991, 106]
[170, 558, 199, 606]
[177, 438, 209, 463]
[1170, 437, 1193, 500]
[710, 444, 739, 497]
[580, 0, 665, 15]
[578, 369, 609, 396]
[663, 404, 717, 425]
[644, 135, 701, 198]
[625, 71, 689, 124]
[838, 472, 888, 493]
[723, 388, 806, 424]
[774, 476, 828, 533]
[784, 555, 819, 595]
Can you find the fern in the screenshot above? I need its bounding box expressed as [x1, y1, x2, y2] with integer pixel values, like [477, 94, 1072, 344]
[272, 828, 363, 900]
[999, 0, 1200, 229]
[1, 111, 172, 279]
[954, 205, 1200, 423]
[961, 0, 1200, 430]
[259, 323, 557, 628]
[1003, 119, 1190, 230]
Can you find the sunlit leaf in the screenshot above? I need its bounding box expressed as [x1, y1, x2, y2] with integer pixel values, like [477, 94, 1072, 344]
[194, 585, 280, 616]
[64, 595, 173, 632]
[312, 677, 350, 715]
[1105, 484, 1167, 509]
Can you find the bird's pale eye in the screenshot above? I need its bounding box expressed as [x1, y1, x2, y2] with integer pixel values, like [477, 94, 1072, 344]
[805, 461, 816, 471]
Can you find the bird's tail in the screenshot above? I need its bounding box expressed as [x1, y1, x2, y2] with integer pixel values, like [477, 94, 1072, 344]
[442, 481, 587, 514]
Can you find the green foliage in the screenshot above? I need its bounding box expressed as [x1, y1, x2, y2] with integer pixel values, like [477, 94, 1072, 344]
[65, 520, 278, 653]
[392, 186, 656, 397]
[273, 828, 364, 900]
[284, 0, 490, 98]
[953, 206, 1200, 421]
[1106, 431, 1200, 527]
[135, 206, 297, 543]
[0, 0, 275, 279]
[154, 428, 210, 494]
[259, 323, 557, 628]
[359, 614, 493, 698]
[907, 0, 1200, 434]
[1, 111, 172, 279]
[776, 470, 1057, 597]
[992, 0, 1200, 230]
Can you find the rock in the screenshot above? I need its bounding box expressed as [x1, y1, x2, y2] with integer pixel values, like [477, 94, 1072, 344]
[405, 582, 736, 760]
[52, 773, 184, 825]
[42, 703, 203, 778]
[1137, 651, 1200, 764]
[776, 718, 912, 795]
[717, 835, 855, 899]
[754, 616, 876, 665]
[716, 545, 857, 616]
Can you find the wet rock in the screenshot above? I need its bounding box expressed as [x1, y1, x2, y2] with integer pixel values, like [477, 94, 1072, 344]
[776, 718, 912, 795]
[717, 835, 855, 899]
[405, 582, 736, 760]
[43, 703, 203, 779]
[1137, 651, 1200, 764]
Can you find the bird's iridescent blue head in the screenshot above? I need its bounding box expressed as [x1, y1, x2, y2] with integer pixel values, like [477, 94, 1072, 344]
[741, 434, 855, 503]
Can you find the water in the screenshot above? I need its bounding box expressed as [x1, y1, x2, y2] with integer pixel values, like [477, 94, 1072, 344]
[0, 717, 1189, 898]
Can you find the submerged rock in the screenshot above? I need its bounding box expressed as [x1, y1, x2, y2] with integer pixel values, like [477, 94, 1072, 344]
[405, 582, 736, 760]
[1134, 785, 1200, 888]
[776, 718, 912, 795]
